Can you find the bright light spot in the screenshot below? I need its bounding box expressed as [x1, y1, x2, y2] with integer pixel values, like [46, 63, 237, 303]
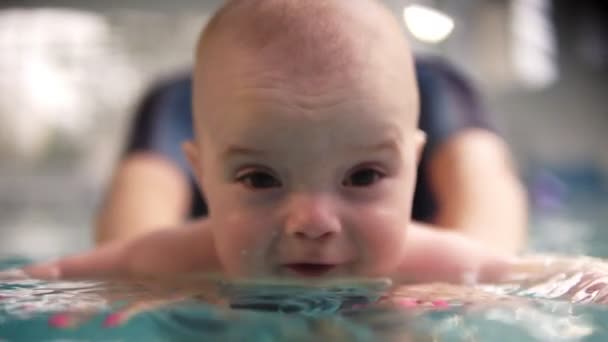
[403, 4, 455, 44]
[0, 9, 139, 160]
[511, 0, 558, 89]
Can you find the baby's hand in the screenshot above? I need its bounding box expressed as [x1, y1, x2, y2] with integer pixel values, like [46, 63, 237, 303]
[565, 266, 608, 304]
[501, 255, 608, 304]
[0, 221, 216, 281]
[0, 242, 158, 329]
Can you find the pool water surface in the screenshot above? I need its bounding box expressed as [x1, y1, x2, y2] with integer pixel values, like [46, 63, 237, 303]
[1, 193, 608, 341]
[2, 262, 608, 342]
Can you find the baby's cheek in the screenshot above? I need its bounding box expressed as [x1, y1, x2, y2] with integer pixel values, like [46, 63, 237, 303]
[215, 210, 276, 275]
[353, 207, 409, 274]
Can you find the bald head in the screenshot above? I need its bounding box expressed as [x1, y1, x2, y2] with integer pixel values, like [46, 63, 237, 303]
[199, 0, 400, 75]
[193, 0, 419, 135]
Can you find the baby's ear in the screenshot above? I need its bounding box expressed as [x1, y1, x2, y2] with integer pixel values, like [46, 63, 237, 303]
[182, 141, 203, 183]
[414, 129, 426, 165]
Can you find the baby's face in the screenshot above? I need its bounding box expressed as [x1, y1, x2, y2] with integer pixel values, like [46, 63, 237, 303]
[189, 41, 423, 279]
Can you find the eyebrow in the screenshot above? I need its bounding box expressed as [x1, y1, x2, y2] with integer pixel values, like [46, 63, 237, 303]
[221, 145, 267, 159]
[221, 139, 401, 159]
[349, 139, 401, 154]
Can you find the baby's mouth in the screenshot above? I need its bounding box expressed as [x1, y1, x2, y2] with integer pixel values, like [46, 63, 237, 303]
[284, 263, 336, 277]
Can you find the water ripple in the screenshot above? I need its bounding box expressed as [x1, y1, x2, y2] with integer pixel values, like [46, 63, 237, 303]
[2, 260, 608, 341]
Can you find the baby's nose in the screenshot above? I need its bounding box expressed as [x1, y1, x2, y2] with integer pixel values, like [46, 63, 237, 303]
[284, 193, 342, 241]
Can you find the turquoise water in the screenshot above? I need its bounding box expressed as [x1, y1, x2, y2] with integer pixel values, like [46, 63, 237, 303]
[3, 258, 608, 341]
[2, 193, 608, 341]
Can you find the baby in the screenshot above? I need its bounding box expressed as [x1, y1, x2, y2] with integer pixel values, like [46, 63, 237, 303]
[22, 0, 517, 284]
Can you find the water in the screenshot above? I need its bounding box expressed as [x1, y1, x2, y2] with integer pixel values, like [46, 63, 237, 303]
[1, 193, 608, 341]
[2, 263, 608, 342]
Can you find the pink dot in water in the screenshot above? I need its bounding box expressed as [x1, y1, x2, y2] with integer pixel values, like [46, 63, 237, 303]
[431, 299, 449, 308]
[49, 313, 72, 329]
[103, 312, 123, 328]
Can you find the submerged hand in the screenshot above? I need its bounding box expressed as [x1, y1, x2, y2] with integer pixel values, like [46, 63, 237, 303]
[42, 277, 391, 329]
[43, 275, 225, 329]
[498, 254, 608, 304]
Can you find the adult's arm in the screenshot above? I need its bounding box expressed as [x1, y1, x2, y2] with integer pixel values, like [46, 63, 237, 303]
[413, 58, 527, 253]
[424, 128, 528, 253]
[95, 153, 193, 244]
[95, 75, 197, 245]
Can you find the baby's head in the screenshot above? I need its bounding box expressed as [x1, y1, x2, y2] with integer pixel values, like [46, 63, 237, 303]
[184, 0, 425, 278]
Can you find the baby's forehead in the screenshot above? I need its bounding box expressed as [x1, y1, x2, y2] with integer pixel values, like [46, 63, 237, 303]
[203, 79, 416, 146]
[194, 0, 419, 133]
[195, 55, 419, 140]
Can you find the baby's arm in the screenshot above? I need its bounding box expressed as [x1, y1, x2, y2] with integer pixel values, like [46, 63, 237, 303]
[23, 219, 220, 280]
[398, 223, 608, 304]
[397, 222, 514, 284]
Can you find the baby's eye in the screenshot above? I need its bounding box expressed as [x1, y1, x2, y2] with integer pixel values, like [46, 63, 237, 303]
[236, 170, 282, 189]
[343, 168, 385, 187]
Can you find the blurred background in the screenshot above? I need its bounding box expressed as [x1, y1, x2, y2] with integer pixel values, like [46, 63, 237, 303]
[0, 0, 605, 259]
